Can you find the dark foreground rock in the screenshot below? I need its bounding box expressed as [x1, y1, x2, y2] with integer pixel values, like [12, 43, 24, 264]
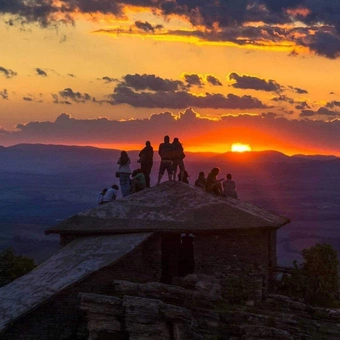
[79, 274, 340, 340]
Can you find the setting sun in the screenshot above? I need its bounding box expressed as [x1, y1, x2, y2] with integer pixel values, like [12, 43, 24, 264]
[231, 143, 252, 153]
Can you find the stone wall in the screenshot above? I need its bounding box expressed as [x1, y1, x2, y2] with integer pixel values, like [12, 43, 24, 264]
[1, 234, 162, 340]
[80, 293, 201, 340]
[80, 279, 340, 340]
[194, 229, 270, 276]
[1, 229, 277, 340]
[80, 283, 340, 340]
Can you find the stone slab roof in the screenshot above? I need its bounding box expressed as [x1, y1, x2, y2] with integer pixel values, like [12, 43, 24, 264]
[46, 181, 289, 235]
[0, 233, 152, 332]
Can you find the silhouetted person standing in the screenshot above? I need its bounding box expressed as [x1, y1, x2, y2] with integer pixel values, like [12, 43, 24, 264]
[139, 141, 153, 188]
[172, 137, 186, 182]
[157, 135, 174, 184]
[117, 151, 131, 197]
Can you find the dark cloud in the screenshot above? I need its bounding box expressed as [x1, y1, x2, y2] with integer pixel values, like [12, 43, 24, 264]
[317, 107, 340, 117]
[121, 74, 185, 92]
[271, 95, 295, 104]
[35, 68, 48, 77]
[52, 94, 72, 105]
[289, 86, 308, 94]
[300, 110, 315, 118]
[101, 76, 118, 83]
[295, 101, 311, 110]
[58, 88, 94, 103]
[145, 23, 340, 60]
[3, 1, 340, 59]
[256, 1, 340, 34]
[0, 66, 17, 79]
[261, 112, 278, 118]
[0, 0, 123, 27]
[22, 93, 44, 103]
[134, 21, 163, 33]
[307, 31, 340, 59]
[107, 86, 268, 109]
[206, 75, 223, 86]
[326, 100, 340, 109]
[300, 107, 340, 118]
[0, 89, 8, 100]
[229, 73, 282, 92]
[183, 74, 204, 87]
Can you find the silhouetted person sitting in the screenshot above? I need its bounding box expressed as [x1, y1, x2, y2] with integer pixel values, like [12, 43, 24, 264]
[138, 140, 153, 188]
[223, 173, 238, 199]
[194, 172, 206, 189]
[172, 137, 186, 182]
[131, 169, 146, 193]
[102, 185, 119, 204]
[157, 135, 174, 184]
[97, 188, 108, 205]
[206, 167, 223, 195]
[178, 170, 189, 184]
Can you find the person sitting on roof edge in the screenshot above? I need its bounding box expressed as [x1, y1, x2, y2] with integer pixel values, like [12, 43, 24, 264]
[102, 185, 119, 204]
[195, 172, 206, 189]
[206, 167, 223, 195]
[223, 173, 238, 199]
[131, 169, 146, 193]
[97, 188, 108, 205]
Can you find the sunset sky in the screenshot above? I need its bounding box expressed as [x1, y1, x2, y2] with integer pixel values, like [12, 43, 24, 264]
[2, 1, 340, 155]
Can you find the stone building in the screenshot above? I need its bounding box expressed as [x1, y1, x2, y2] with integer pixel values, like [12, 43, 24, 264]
[0, 181, 289, 339]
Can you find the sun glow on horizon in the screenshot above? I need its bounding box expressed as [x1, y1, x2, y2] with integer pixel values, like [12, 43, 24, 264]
[231, 143, 252, 153]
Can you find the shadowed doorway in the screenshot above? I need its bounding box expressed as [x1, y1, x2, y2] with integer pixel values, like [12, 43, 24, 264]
[161, 233, 194, 284]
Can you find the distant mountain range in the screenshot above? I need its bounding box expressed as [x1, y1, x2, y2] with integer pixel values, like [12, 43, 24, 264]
[1, 143, 340, 266]
[0, 143, 338, 173]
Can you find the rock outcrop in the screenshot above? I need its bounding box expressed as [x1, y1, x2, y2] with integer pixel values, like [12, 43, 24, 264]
[80, 274, 340, 340]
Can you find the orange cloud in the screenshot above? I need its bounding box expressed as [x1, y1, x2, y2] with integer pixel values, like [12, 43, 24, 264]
[2, 109, 340, 156]
[286, 7, 311, 18]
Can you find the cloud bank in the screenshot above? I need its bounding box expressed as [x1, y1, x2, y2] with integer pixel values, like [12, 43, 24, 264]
[2, 108, 340, 156]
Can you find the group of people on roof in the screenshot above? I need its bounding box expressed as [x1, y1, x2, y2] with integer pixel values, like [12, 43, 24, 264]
[156, 135, 188, 184]
[97, 135, 237, 204]
[195, 169, 238, 198]
[97, 135, 187, 203]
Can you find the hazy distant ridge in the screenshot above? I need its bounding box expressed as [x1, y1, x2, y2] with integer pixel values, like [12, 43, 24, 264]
[0, 144, 338, 174]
